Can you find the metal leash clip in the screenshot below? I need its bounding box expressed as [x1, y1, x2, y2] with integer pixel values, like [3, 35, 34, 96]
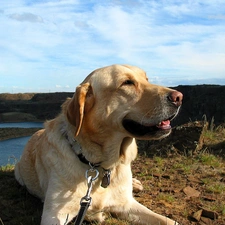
[80, 166, 99, 204]
[74, 165, 99, 225]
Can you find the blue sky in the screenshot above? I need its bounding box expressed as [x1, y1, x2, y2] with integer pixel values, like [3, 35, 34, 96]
[0, 0, 225, 93]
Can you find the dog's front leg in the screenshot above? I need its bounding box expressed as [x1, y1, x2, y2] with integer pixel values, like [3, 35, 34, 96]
[113, 199, 179, 225]
[41, 210, 74, 225]
[41, 192, 79, 225]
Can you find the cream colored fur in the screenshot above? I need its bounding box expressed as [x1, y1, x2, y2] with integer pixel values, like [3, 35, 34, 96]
[15, 64, 180, 225]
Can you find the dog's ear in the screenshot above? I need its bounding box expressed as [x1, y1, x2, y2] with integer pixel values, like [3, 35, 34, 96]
[67, 83, 94, 136]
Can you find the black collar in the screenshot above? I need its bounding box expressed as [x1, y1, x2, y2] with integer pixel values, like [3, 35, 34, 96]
[64, 133, 111, 188]
[77, 153, 101, 167]
[64, 133, 101, 167]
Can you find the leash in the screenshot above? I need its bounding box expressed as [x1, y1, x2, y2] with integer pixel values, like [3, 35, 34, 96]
[74, 164, 99, 225]
[64, 135, 111, 224]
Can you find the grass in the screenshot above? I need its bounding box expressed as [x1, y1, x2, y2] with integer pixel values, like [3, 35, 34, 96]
[156, 193, 175, 203]
[172, 161, 192, 174]
[206, 183, 225, 194]
[221, 205, 225, 216]
[0, 164, 14, 172]
[197, 153, 222, 167]
[0, 165, 43, 225]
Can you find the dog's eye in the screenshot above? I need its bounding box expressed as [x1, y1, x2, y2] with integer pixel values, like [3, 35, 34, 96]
[122, 80, 135, 86]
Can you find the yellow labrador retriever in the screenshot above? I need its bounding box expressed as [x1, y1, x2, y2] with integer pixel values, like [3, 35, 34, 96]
[15, 65, 183, 225]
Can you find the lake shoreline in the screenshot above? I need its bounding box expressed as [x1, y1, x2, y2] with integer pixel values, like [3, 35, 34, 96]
[0, 128, 42, 141]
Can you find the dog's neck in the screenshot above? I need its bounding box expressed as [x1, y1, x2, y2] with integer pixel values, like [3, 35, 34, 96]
[62, 130, 103, 167]
[62, 130, 112, 188]
[60, 121, 136, 170]
[64, 132, 82, 155]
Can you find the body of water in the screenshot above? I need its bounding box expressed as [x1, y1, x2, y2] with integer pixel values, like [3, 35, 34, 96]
[0, 122, 43, 128]
[0, 136, 31, 165]
[0, 122, 43, 166]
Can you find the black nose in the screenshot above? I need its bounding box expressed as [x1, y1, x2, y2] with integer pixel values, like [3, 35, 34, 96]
[168, 91, 183, 107]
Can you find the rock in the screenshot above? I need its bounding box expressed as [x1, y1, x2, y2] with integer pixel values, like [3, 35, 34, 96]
[191, 208, 218, 223]
[152, 173, 161, 178]
[202, 195, 216, 202]
[192, 209, 203, 221]
[162, 174, 171, 179]
[183, 186, 200, 198]
[187, 175, 202, 184]
[201, 208, 219, 220]
[200, 217, 213, 225]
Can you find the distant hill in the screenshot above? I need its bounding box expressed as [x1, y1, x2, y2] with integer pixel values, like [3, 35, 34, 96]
[0, 85, 225, 125]
[0, 92, 73, 122]
[173, 85, 225, 126]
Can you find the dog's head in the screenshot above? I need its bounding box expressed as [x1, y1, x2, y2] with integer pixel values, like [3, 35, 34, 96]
[66, 65, 183, 141]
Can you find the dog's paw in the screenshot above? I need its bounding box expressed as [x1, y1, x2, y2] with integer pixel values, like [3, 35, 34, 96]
[132, 178, 143, 193]
[87, 211, 105, 223]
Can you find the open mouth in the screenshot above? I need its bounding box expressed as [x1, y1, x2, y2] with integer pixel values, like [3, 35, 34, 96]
[122, 116, 175, 138]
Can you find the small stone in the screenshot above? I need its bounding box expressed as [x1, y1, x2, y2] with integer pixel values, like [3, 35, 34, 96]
[153, 173, 161, 178]
[183, 186, 200, 198]
[192, 209, 202, 221]
[200, 216, 213, 225]
[203, 195, 216, 202]
[187, 175, 202, 184]
[162, 174, 171, 179]
[201, 208, 219, 220]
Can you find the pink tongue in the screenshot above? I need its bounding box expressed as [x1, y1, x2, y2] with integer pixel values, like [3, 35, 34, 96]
[157, 120, 171, 129]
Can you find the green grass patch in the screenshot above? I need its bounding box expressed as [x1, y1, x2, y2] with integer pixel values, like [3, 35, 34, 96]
[156, 193, 175, 203]
[0, 164, 15, 172]
[206, 183, 225, 194]
[197, 153, 221, 167]
[153, 156, 164, 167]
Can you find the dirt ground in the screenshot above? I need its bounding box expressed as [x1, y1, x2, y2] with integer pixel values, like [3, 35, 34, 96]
[0, 125, 225, 225]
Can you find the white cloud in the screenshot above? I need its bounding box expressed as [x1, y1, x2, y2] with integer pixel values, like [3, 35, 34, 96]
[0, 0, 225, 93]
[8, 12, 43, 23]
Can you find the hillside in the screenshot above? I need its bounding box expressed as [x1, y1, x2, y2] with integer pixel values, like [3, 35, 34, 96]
[0, 85, 225, 125]
[0, 92, 73, 122]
